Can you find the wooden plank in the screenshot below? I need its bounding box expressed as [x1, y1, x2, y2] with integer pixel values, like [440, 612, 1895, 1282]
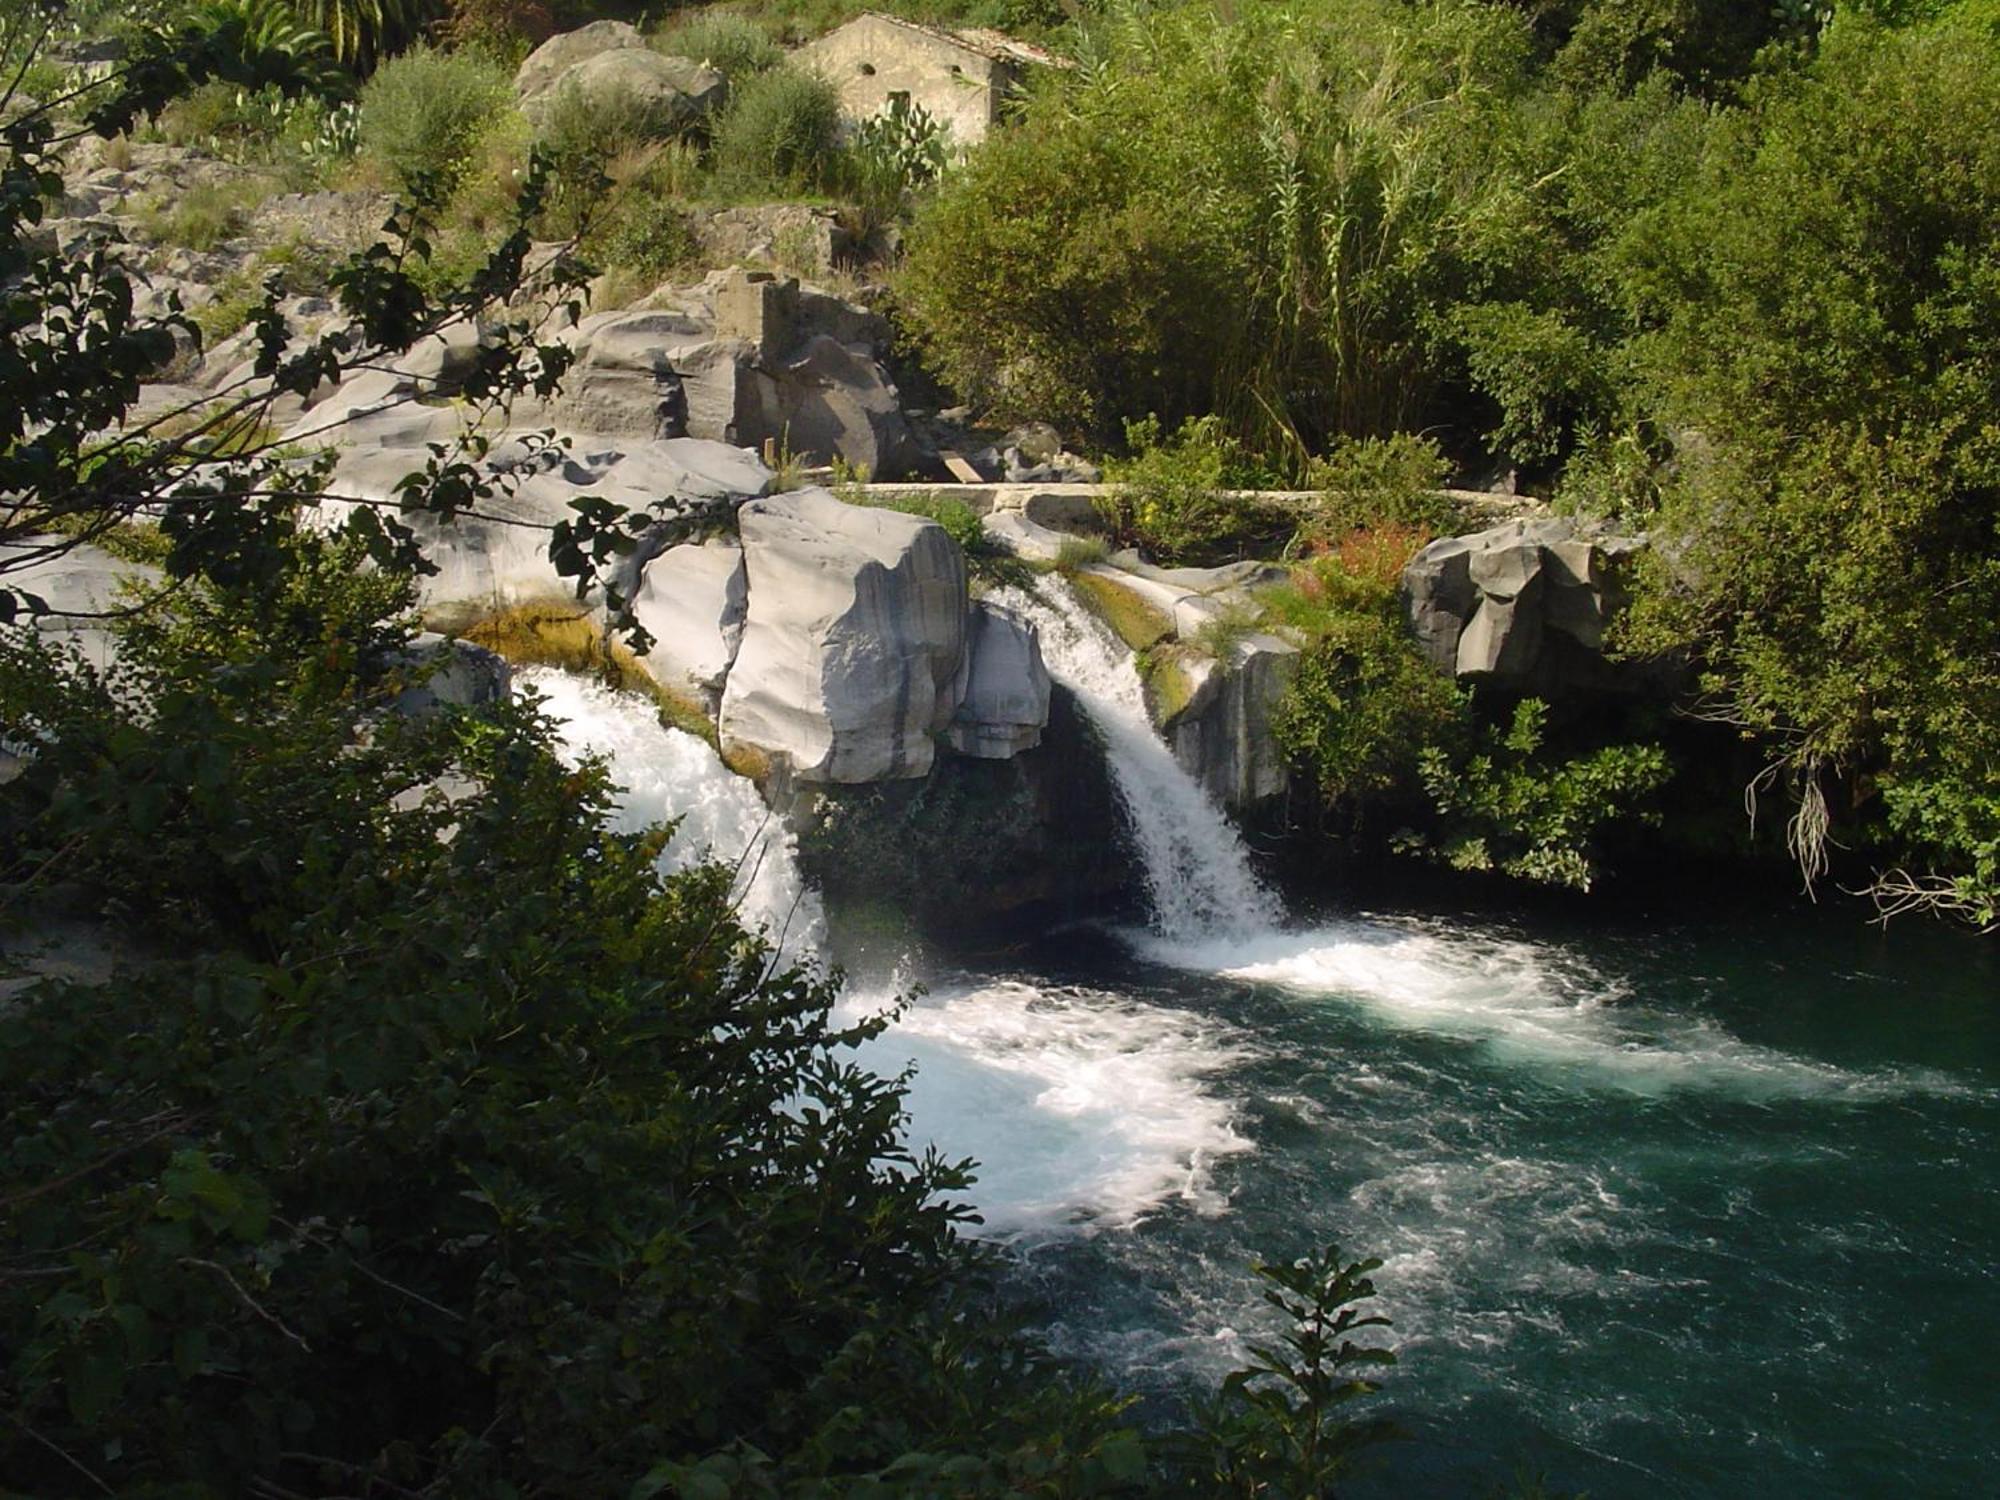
[936, 449, 985, 485]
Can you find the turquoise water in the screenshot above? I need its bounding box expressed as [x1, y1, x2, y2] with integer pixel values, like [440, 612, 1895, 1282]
[869, 901, 2000, 1496]
[528, 663, 1997, 1494]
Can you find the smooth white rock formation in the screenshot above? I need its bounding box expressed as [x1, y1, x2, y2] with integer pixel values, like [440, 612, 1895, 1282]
[720, 488, 967, 782]
[628, 539, 748, 706]
[323, 434, 770, 629]
[947, 600, 1051, 759]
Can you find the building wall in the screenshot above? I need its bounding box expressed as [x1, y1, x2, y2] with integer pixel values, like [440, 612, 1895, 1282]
[795, 15, 1018, 144]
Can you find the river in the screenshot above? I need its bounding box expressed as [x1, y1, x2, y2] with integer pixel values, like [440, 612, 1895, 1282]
[517, 577, 2000, 1496]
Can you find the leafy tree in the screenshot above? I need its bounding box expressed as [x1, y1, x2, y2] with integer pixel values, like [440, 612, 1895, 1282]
[898, 0, 1533, 454]
[1601, 14, 2000, 922]
[0, 516, 1148, 1495]
[1406, 698, 1672, 890]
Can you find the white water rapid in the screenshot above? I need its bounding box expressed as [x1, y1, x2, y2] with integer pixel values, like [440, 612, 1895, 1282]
[1002, 581, 1958, 1100]
[995, 581, 1283, 941]
[515, 660, 1255, 1238]
[517, 667, 823, 956]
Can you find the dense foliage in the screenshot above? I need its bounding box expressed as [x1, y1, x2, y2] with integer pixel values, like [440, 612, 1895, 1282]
[1, 18, 1412, 1496]
[1604, 15, 2000, 923]
[0, 528, 963, 1493]
[901, 0, 2000, 922]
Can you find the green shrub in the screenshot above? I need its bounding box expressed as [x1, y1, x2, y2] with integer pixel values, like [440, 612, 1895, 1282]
[190, 273, 265, 344]
[534, 77, 705, 237]
[257, 233, 342, 296]
[1304, 434, 1457, 540]
[850, 90, 950, 192]
[1447, 302, 1617, 469]
[898, 0, 1531, 448]
[651, 9, 784, 79]
[1172, 1243, 1397, 1494]
[0, 520, 1130, 1495]
[357, 43, 513, 197]
[1099, 414, 1272, 564]
[1270, 607, 1467, 804]
[586, 190, 701, 286]
[1055, 533, 1111, 571]
[710, 64, 844, 194]
[1403, 699, 1673, 891]
[138, 179, 261, 250]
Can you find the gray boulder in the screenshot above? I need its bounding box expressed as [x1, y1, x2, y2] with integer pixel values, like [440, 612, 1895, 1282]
[537, 303, 915, 473]
[946, 601, 1051, 760]
[515, 20, 647, 102]
[758, 334, 914, 475]
[720, 489, 968, 782]
[386, 634, 512, 716]
[1402, 517, 1647, 693]
[524, 47, 725, 132]
[1163, 632, 1299, 812]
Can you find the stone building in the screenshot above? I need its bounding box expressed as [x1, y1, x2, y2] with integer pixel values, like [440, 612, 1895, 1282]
[793, 12, 1058, 145]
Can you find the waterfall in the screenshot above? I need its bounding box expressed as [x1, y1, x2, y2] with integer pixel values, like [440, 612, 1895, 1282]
[515, 666, 824, 959]
[995, 581, 1283, 943]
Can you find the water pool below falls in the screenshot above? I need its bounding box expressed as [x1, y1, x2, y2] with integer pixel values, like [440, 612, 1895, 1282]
[521, 585, 2000, 1495]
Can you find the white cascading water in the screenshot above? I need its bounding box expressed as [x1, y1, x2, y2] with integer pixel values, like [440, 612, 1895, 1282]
[995, 583, 1928, 1098]
[515, 667, 823, 958]
[844, 976, 1253, 1238]
[515, 661, 1250, 1236]
[993, 581, 1284, 942]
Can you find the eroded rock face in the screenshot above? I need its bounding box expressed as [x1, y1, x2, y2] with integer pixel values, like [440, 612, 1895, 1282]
[947, 601, 1051, 760]
[1402, 517, 1647, 693]
[322, 434, 766, 631]
[1164, 632, 1299, 811]
[754, 334, 913, 476]
[531, 278, 915, 474]
[720, 488, 969, 782]
[551, 309, 709, 439]
[625, 539, 748, 709]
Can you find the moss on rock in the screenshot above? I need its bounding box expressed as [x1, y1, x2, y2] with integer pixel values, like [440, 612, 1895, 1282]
[460, 600, 717, 745]
[1071, 570, 1173, 651]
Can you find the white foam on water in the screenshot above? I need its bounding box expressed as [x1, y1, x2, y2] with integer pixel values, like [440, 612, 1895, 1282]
[997, 582, 1282, 942]
[516, 667, 824, 956]
[1133, 918, 1971, 1100]
[845, 977, 1254, 1239]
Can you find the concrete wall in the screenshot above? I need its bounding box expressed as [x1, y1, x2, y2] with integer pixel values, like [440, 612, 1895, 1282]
[795, 14, 1020, 144]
